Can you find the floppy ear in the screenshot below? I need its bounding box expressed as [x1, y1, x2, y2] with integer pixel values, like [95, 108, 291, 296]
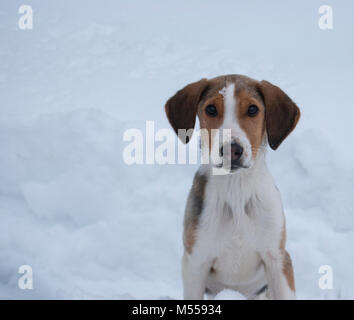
[165, 79, 209, 143]
[257, 80, 300, 150]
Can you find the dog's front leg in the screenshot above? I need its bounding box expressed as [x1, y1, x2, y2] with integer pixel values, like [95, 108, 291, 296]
[182, 252, 212, 300]
[261, 250, 296, 300]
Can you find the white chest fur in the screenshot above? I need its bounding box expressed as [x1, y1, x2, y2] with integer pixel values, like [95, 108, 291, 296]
[188, 160, 285, 298]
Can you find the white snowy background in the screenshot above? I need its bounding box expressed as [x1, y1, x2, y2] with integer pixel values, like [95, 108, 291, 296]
[1, 0, 354, 299]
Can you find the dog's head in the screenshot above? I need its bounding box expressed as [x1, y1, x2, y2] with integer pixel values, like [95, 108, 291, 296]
[165, 75, 300, 173]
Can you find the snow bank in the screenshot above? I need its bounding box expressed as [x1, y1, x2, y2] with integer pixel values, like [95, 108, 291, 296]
[1, 0, 354, 299]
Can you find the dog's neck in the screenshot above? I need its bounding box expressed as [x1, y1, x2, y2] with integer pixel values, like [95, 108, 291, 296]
[199, 143, 270, 223]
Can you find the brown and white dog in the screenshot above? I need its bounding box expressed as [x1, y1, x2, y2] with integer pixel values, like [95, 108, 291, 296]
[165, 74, 300, 300]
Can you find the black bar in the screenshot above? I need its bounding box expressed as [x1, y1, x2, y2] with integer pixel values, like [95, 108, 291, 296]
[0, 300, 348, 319]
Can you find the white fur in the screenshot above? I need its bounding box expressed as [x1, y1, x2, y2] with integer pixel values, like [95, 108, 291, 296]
[182, 83, 295, 300]
[217, 84, 253, 168]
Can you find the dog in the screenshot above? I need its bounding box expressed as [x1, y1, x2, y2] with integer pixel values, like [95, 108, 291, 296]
[164, 74, 300, 300]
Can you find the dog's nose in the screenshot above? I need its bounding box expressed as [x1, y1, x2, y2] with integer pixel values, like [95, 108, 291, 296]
[220, 142, 243, 160]
[231, 142, 243, 161]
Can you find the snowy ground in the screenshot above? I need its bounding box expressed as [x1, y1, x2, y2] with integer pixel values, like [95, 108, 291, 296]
[1, 0, 354, 299]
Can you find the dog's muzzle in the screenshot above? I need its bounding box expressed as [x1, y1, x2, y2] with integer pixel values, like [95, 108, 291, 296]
[220, 141, 244, 170]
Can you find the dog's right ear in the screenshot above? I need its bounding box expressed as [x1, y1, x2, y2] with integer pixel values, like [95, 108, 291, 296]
[165, 78, 209, 143]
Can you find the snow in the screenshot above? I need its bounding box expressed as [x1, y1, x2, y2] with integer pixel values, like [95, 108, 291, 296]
[1, 0, 354, 299]
[214, 289, 246, 300]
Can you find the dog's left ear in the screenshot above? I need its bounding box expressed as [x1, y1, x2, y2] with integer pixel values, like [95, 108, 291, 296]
[165, 78, 209, 143]
[257, 80, 300, 150]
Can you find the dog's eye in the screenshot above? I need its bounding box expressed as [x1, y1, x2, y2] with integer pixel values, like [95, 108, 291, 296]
[205, 104, 218, 117]
[247, 105, 259, 117]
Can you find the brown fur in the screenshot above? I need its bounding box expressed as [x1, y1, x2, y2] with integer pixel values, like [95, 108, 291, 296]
[280, 225, 286, 251]
[165, 79, 209, 143]
[283, 251, 296, 292]
[183, 173, 208, 254]
[198, 94, 224, 153]
[235, 90, 265, 158]
[280, 223, 296, 292]
[196, 77, 228, 152]
[257, 80, 300, 150]
[184, 222, 198, 255]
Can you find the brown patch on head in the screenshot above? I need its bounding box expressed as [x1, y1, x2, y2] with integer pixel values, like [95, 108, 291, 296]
[194, 76, 230, 153]
[198, 93, 225, 152]
[283, 251, 296, 292]
[198, 94, 225, 131]
[235, 89, 265, 158]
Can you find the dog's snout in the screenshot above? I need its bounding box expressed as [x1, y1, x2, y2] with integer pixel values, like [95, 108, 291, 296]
[220, 142, 243, 161]
[231, 142, 243, 161]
